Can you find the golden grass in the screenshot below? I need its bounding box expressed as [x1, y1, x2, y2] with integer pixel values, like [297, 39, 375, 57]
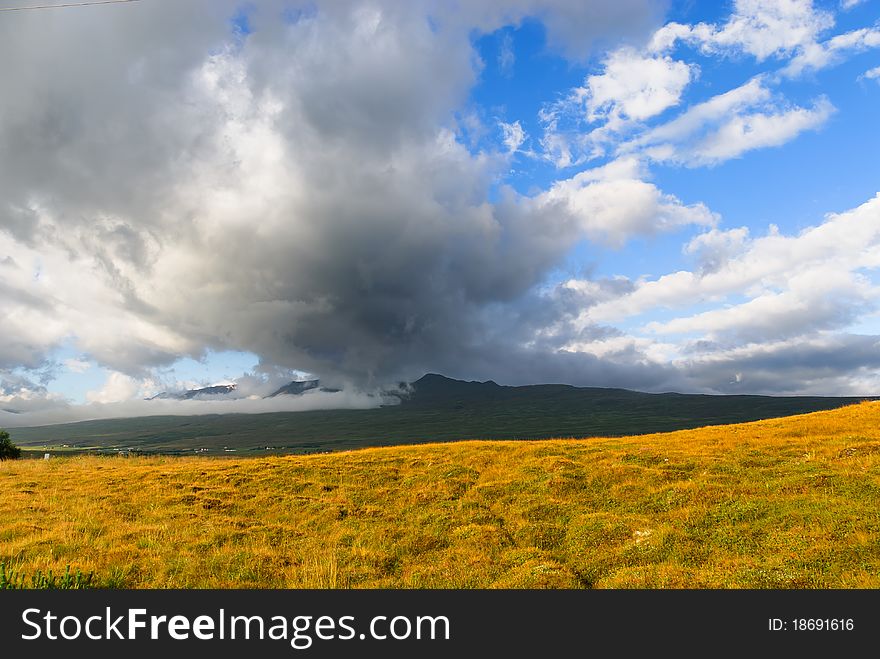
[2, 401, 880, 588]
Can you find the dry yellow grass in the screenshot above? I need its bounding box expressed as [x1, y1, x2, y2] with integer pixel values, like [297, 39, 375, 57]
[2, 401, 880, 588]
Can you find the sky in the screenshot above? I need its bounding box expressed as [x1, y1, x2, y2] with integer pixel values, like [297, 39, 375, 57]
[1, 0, 880, 426]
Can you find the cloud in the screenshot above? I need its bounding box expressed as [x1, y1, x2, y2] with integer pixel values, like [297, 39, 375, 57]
[434, 0, 667, 61]
[0, 387, 386, 428]
[650, 0, 834, 61]
[674, 334, 880, 395]
[541, 0, 844, 169]
[0, 0, 673, 397]
[680, 96, 834, 166]
[498, 32, 515, 74]
[86, 372, 143, 404]
[645, 0, 877, 80]
[863, 64, 880, 81]
[545, 193, 880, 396]
[682, 226, 751, 275]
[647, 268, 874, 342]
[581, 193, 880, 344]
[63, 358, 92, 374]
[783, 26, 880, 77]
[499, 120, 526, 152]
[624, 78, 835, 166]
[583, 48, 695, 124]
[629, 77, 771, 147]
[537, 158, 717, 246]
[539, 46, 695, 165]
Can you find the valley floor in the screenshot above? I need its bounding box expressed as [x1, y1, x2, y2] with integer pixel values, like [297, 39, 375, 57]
[2, 402, 880, 588]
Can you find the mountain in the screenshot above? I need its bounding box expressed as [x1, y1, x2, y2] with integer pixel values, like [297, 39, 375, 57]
[11, 374, 875, 456]
[148, 384, 237, 400]
[395, 373, 502, 405]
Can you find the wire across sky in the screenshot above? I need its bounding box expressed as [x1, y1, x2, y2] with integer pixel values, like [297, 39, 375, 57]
[0, 0, 141, 12]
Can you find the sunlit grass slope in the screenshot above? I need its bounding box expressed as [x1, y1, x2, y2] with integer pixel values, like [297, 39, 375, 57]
[2, 402, 880, 588]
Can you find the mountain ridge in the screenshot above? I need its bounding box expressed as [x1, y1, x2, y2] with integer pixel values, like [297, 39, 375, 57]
[10, 373, 875, 455]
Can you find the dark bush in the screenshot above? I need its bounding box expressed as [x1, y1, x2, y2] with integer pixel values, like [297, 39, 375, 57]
[0, 430, 21, 461]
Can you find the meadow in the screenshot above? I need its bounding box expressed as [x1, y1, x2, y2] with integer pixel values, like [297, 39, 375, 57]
[2, 401, 880, 588]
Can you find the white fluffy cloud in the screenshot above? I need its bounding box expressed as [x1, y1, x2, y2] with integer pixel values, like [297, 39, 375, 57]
[583, 48, 695, 124]
[543, 0, 851, 169]
[784, 26, 880, 76]
[86, 372, 143, 404]
[539, 46, 696, 165]
[623, 77, 835, 166]
[650, 0, 834, 61]
[648, 268, 873, 341]
[682, 96, 834, 166]
[645, 0, 878, 81]
[628, 76, 771, 149]
[580, 193, 880, 343]
[537, 158, 716, 246]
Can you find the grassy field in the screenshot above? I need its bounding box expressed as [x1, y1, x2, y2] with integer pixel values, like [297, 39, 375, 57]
[2, 401, 880, 588]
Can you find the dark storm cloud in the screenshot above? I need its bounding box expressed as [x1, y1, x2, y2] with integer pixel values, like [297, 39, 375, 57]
[678, 335, 880, 395]
[0, 0, 671, 394]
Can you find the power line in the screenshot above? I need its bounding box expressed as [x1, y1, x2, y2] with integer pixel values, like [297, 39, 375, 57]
[0, 0, 141, 11]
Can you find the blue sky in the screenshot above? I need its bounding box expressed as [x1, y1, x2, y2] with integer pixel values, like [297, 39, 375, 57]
[1, 0, 880, 424]
[461, 1, 880, 329]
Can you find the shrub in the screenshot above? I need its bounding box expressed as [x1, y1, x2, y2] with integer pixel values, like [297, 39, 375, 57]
[0, 430, 21, 461]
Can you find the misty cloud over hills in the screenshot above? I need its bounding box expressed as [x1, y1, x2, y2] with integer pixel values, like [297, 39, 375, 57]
[146, 379, 332, 400]
[148, 384, 238, 401]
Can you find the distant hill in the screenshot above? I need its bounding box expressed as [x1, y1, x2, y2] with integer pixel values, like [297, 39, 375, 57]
[10, 374, 875, 455]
